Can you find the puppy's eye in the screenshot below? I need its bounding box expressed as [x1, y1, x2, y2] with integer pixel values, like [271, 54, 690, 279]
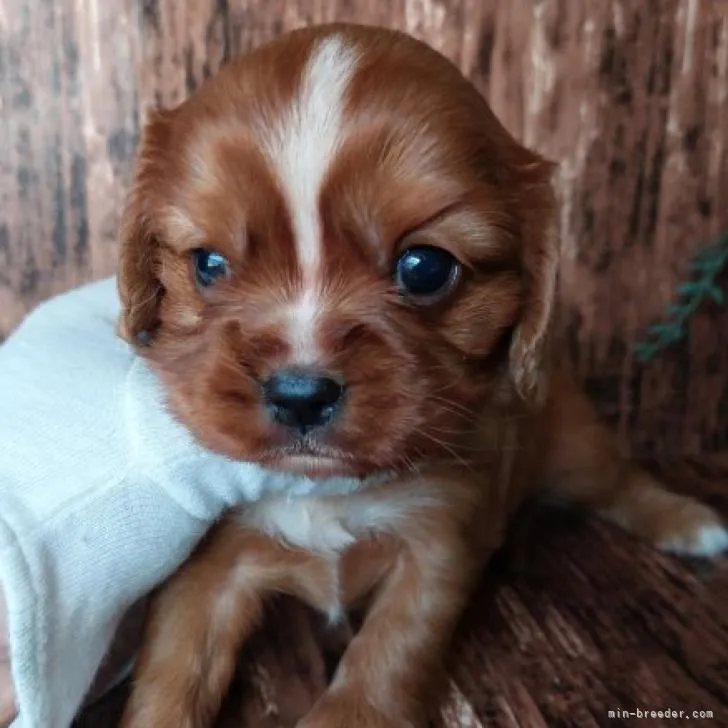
[192, 248, 230, 287]
[394, 246, 461, 303]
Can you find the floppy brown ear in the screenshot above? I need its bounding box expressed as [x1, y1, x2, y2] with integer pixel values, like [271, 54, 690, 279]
[507, 154, 560, 406]
[117, 109, 174, 346]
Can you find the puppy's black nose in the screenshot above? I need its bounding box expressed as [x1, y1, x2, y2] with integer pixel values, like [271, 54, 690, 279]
[263, 369, 345, 432]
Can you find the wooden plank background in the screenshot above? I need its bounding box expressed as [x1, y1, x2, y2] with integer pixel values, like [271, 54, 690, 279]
[1, 0, 727, 455]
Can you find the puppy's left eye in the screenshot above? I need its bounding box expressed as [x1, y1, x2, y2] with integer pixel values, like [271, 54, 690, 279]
[394, 246, 461, 303]
[192, 248, 230, 287]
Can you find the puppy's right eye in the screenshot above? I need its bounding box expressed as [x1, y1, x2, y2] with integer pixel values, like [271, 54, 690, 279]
[192, 248, 230, 287]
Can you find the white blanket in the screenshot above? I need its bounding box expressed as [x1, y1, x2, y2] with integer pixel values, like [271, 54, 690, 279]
[0, 278, 359, 727]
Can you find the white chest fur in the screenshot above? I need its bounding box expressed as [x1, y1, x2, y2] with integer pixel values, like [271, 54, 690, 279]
[238, 484, 444, 555]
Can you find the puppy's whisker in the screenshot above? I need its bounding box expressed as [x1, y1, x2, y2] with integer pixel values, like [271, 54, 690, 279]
[412, 429, 477, 472]
[427, 396, 479, 420]
[426, 426, 481, 438]
[400, 455, 420, 475]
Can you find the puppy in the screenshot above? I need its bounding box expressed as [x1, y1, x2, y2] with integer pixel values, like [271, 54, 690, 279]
[117, 24, 727, 728]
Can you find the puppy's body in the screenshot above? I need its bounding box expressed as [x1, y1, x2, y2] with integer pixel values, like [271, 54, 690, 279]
[118, 25, 727, 728]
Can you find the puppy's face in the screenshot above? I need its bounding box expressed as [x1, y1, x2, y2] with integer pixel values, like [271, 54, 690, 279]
[119, 25, 557, 480]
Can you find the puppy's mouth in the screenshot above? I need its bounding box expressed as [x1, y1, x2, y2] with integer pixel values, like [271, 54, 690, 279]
[274, 454, 355, 478]
[258, 442, 360, 478]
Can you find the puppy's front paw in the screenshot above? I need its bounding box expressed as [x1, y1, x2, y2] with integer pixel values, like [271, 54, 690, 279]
[653, 498, 728, 558]
[297, 692, 412, 728]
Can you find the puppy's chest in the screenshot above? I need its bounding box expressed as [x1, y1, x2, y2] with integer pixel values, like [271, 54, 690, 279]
[242, 494, 399, 554]
[238, 491, 422, 611]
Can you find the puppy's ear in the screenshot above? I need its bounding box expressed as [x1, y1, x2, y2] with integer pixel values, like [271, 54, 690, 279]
[117, 109, 174, 346]
[507, 152, 560, 406]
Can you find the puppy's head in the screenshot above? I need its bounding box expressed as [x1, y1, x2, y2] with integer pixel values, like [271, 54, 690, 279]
[118, 25, 558, 480]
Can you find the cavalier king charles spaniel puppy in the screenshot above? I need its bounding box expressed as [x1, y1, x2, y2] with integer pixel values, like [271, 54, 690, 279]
[117, 23, 727, 728]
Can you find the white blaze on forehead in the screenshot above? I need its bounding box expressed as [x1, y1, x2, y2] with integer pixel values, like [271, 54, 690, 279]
[262, 34, 360, 362]
[288, 287, 321, 365]
[273, 34, 359, 275]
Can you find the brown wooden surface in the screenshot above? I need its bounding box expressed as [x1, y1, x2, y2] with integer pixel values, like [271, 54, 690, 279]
[75, 457, 728, 728]
[2, 1, 728, 454]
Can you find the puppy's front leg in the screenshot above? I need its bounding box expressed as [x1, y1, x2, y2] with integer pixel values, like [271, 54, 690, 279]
[299, 526, 477, 728]
[121, 517, 330, 728]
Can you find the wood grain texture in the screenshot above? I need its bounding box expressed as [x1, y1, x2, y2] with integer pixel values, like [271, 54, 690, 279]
[1, 0, 727, 453]
[74, 456, 728, 727]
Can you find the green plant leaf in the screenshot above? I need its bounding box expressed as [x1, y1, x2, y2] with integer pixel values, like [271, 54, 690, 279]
[691, 258, 721, 273]
[634, 342, 660, 361]
[677, 282, 702, 297]
[707, 284, 725, 304]
[648, 323, 683, 338]
[635, 228, 728, 362]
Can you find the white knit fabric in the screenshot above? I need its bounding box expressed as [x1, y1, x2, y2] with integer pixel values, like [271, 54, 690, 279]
[0, 277, 362, 728]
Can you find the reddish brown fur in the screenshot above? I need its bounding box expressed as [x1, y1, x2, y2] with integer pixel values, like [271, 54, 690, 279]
[118, 24, 726, 728]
